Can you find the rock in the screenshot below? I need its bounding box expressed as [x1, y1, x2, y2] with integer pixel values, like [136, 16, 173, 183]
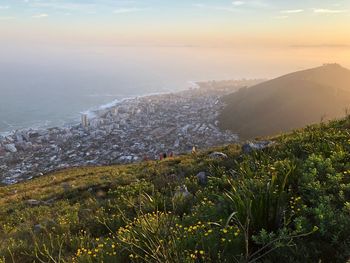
[4, 144, 17, 153]
[196, 171, 208, 186]
[44, 198, 57, 204]
[209, 152, 228, 159]
[33, 224, 45, 233]
[174, 185, 191, 199]
[242, 141, 274, 154]
[26, 199, 42, 206]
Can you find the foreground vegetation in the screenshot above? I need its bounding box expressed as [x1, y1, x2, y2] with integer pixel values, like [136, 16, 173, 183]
[1, 117, 350, 262]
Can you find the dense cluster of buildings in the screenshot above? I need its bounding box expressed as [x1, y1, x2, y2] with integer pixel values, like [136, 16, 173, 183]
[0, 81, 257, 185]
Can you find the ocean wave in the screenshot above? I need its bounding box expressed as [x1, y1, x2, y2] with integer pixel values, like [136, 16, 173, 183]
[81, 87, 188, 119]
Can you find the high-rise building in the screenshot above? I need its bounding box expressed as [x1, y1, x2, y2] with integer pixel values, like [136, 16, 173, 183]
[112, 107, 119, 115]
[81, 114, 89, 128]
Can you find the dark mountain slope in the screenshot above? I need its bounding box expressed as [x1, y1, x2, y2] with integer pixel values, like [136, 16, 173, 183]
[219, 64, 350, 138]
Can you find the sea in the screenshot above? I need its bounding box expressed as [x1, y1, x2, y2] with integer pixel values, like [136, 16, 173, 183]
[1, 45, 349, 134]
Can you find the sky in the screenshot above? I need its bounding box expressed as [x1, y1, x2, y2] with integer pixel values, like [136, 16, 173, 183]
[1, 0, 350, 131]
[0, 0, 350, 47]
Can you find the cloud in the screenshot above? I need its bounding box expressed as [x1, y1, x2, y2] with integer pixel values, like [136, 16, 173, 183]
[0, 5, 10, 10]
[193, 0, 270, 12]
[26, 1, 140, 14]
[291, 44, 350, 49]
[273, 15, 288, 19]
[32, 13, 48, 18]
[280, 9, 304, 14]
[24, 1, 148, 16]
[232, 1, 245, 6]
[313, 8, 348, 14]
[245, 0, 271, 9]
[0, 16, 15, 20]
[192, 3, 206, 8]
[113, 8, 146, 14]
[29, 2, 96, 12]
[215, 6, 237, 12]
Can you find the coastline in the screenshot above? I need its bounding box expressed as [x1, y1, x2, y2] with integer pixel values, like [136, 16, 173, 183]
[0, 79, 261, 185]
[83, 81, 201, 119]
[0, 81, 200, 137]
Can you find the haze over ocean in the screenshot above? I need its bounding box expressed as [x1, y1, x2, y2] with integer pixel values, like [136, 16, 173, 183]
[0, 45, 349, 133]
[1, 0, 349, 133]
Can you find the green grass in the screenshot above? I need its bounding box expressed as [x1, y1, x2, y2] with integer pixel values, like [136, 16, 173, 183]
[1, 118, 350, 262]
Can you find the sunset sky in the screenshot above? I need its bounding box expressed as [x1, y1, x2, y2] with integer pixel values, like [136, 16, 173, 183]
[1, 0, 350, 132]
[0, 0, 349, 47]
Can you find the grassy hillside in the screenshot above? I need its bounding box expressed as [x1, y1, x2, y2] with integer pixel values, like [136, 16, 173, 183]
[219, 64, 350, 139]
[1, 117, 350, 262]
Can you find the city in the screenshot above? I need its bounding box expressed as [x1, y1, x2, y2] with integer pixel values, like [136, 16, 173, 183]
[0, 81, 260, 185]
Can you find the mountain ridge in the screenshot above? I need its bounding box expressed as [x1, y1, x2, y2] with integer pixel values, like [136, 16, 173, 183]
[219, 63, 350, 138]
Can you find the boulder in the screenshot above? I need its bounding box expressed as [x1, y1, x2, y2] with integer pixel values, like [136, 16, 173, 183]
[196, 171, 208, 186]
[26, 199, 42, 206]
[174, 185, 191, 199]
[242, 141, 274, 154]
[209, 152, 228, 159]
[33, 224, 45, 234]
